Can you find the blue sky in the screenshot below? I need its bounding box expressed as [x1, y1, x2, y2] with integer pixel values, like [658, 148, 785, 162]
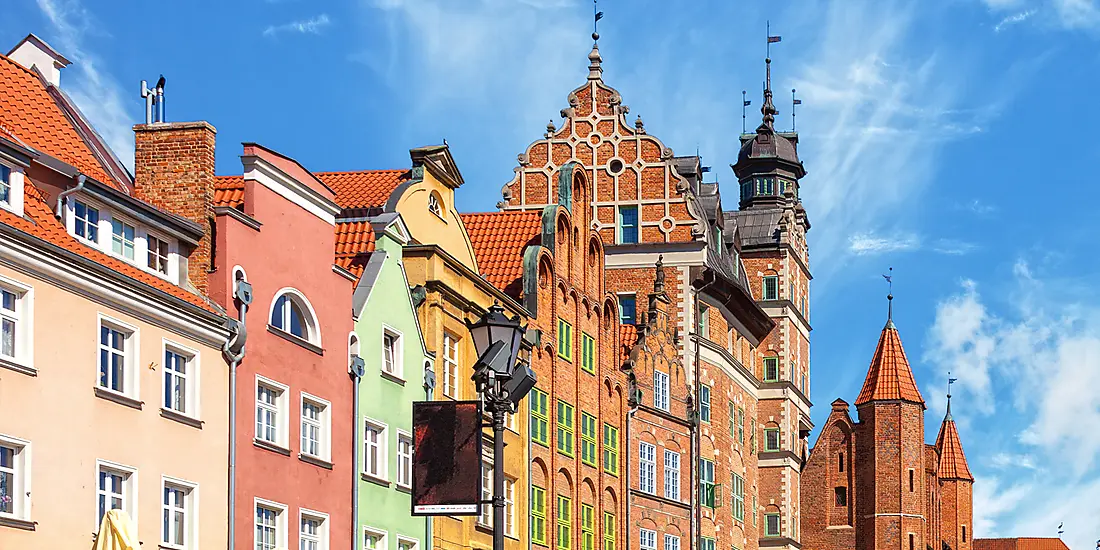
[6, 0, 1100, 544]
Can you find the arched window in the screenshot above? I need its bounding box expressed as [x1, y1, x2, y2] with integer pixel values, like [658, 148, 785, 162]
[428, 191, 444, 218]
[269, 289, 320, 344]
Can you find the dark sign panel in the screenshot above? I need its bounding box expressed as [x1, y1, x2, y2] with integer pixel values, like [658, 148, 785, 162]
[411, 400, 482, 516]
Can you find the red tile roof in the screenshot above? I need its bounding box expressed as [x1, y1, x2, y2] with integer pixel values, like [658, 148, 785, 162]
[461, 211, 542, 298]
[973, 539, 1070, 550]
[855, 321, 924, 406]
[320, 169, 410, 211]
[334, 219, 377, 278]
[213, 175, 244, 209]
[935, 411, 974, 481]
[0, 54, 118, 190]
[620, 324, 638, 362]
[1, 179, 215, 312]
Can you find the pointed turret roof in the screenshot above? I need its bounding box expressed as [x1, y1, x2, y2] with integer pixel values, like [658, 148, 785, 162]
[855, 313, 924, 407]
[935, 409, 974, 481]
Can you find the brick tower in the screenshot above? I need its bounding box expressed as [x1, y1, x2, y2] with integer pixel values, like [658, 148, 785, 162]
[936, 397, 974, 550]
[853, 296, 926, 550]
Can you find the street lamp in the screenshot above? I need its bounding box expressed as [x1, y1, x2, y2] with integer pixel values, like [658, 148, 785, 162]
[465, 304, 536, 550]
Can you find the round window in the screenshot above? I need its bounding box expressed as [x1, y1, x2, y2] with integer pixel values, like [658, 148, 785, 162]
[608, 159, 624, 174]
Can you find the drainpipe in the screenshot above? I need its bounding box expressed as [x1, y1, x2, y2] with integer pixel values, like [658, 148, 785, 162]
[223, 276, 252, 550]
[423, 359, 435, 550]
[350, 353, 366, 548]
[55, 173, 87, 217]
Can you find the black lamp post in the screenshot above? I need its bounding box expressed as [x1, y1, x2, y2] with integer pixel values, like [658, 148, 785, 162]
[466, 304, 536, 550]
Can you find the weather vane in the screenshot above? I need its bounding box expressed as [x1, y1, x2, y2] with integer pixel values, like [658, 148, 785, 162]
[742, 91, 751, 133]
[593, 0, 603, 41]
[883, 267, 894, 321]
[792, 88, 802, 131]
[767, 20, 781, 58]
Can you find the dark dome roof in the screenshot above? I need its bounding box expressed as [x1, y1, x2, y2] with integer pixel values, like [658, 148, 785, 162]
[738, 130, 799, 165]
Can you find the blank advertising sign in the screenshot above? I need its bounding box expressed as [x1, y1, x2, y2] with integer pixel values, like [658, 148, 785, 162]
[411, 400, 482, 515]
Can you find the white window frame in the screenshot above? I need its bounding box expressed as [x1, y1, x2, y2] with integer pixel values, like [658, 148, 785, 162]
[0, 434, 31, 521]
[382, 325, 403, 379]
[639, 529, 656, 550]
[254, 498, 288, 550]
[478, 458, 493, 527]
[653, 370, 669, 411]
[442, 332, 460, 399]
[95, 459, 137, 532]
[255, 376, 290, 448]
[110, 215, 137, 261]
[268, 288, 322, 346]
[396, 431, 413, 489]
[663, 450, 680, 501]
[0, 162, 26, 217]
[140, 227, 179, 284]
[162, 340, 200, 419]
[364, 418, 388, 481]
[69, 197, 104, 246]
[161, 476, 198, 550]
[663, 534, 680, 550]
[398, 535, 421, 550]
[364, 526, 388, 550]
[504, 477, 516, 537]
[300, 393, 332, 462]
[639, 442, 656, 495]
[299, 508, 330, 550]
[97, 314, 139, 399]
[0, 275, 33, 371]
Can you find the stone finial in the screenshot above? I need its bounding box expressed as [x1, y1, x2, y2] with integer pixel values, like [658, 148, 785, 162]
[654, 255, 666, 294]
[546, 120, 556, 138]
[635, 115, 645, 133]
[587, 43, 603, 81]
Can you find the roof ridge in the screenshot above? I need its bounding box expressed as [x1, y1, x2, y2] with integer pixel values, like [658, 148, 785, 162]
[313, 168, 408, 176]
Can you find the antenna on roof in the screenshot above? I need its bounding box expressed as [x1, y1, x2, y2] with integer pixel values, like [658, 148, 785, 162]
[140, 75, 166, 124]
[742, 91, 751, 133]
[792, 89, 802, 131]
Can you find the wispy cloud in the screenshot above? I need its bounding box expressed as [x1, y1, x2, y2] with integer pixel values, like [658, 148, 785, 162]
[981, 0, 1100, 30]
[994, 9, 1038, 31]
[956, 198, 998, 215]
[847, 232, 977, 256]
[263, 14, 331, 38]
[989, 451, 1039, 470]
[35, 0, 134, 171]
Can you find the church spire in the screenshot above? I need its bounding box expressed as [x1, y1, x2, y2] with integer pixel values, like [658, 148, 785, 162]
[936, 386, 974, 481]
[588, 0, 604, 81]
[757, 57, 777, 133]
[855, 287, 925, 408]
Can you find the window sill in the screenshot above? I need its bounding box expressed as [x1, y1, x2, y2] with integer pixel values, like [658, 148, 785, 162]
[267, 325, 324, 356]
[395, 483, 412, 495]
[0, 356, 36, 377]
[253, 438, 291, 456]
[380, 370, 406, 386]
[361, 472, 390, 488]
[299, 453, 334, 470]
[0, 516, 36, 531]
[94, 387, 143, 410]
[160, 408, 203, 429]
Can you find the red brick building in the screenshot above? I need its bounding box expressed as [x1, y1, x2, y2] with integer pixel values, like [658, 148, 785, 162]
[801, 304, 974, 550]
[500, 38, 807, 550]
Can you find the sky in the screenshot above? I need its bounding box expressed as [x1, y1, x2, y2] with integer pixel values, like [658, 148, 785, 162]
[6, 0, 1100, 544]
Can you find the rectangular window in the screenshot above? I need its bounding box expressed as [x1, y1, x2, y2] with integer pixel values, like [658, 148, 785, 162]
[557, 319, 573, 361]
[834, 486, 847, 506]
[700, 538, 715, 550]
[383, 328, 403, 378]
[639, 442, 656, 494]
[397, 434, 413, 488]
[255, 504, 281, 550]
[697, 304, 709, 335]
[581, 333, 596, 374]
[619, 206, 639, 244]
[909, 534, 915, 550]
[653, 370, 669, 411]
[504, 477, 516, 537]
[580, 504, 594, 550]
[0, 282, 29, 364]
[442, 333, 460, 399]
[603, 512, 615, 550]
[618, 294, 636, 325]
[765, 428, 780, 451]
[301, 395, 331, 461]
[639, 529, 656, 550]
[909, 469, 915, 492]
[732, 473, 745, 521]
[364, 527, 386, 550]
[148, 235, 170, 275]
[603, 424, 619, 475]
[479, 460, 493, 527]
[531, 388, 549, 447]
[163, 347, 193, 415]
[364, 420, 387, 480]
[256, 377, 288, 446]
[750, 419, 757, 455]
[531, 486, 547, 545]
[162, 479, 195, 549]
[398, 538, 419, 550]
[699, 385, 711, 423]
[75, 200, 100, 242]
[0, 166, 9, 205]
[98, 320, 132, 394]
[111, 218, 136, 260]
[581, 413, 598, 467]
[300, 512, 328, 550]
[699, 458, 717, 508]
[765, 513, 780, 537]
[763, 356, 779, 382]
[557, 495, 572, 550]
[762, 275, 778, 300]
[728, 402, 736, 437]
[737, 407, 745, 445]
[96, 462, 135, 528]
[962, 526, 967, 543]
[556, 400, 574, 457]
[0, 436, 29, 519]
[753, 496, 757, 527]
[663, 534, 680, 550]
[663, 450, 680, 501]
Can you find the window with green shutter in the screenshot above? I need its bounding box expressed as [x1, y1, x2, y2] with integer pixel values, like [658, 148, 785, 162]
[603, 424, 619, 475]
[581, 504, 594, 550]
[557, 495, 572, 550]
[763, 356, 779, 382]
[557, 401, 575, 457]
[603, 513, 615, 550]
[728, 401, 736, 437]
[532, 486, 547, 545]
[558, 319, 573, 361]
[581, 413, 598, 466]
[699, 458, 719, 508]
[700, 538, 715, 550]
[581, 333, 596, 374]
[699, 385, 711, 423]
[732, 473, 745, 521]
[531, 388, 549, 447]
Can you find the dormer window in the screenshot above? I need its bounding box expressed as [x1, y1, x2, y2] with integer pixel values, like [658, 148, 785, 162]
[111, 218, 136, 260]
[0, 162, 24, 216]
[65, 196, 180, 283]
[74, 201, 100, 242]
[148, 236, 170, 275]
[0, 166, 10, 205]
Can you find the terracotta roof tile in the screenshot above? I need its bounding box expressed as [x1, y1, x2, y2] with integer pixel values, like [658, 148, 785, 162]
[620, 324, 638, 362]
[974, 539, 1070, 550]
[0, 54, 118, 189]
[2, 179, 215, 312]
[461, 211, 542, 298]
[935, 411, 974, 481]
[213, 175, 244, 209]
[334, 220, 377, 278]
[855, 321, 924, 406]
[320, 169, 410, 211]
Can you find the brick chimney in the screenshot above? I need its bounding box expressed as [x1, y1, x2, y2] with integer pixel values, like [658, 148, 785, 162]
[133, 121, 216, 294]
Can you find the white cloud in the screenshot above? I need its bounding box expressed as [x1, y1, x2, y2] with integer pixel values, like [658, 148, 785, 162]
[262, 14, 331, 38]
[994, 9, 1039, 31]
[35, 0, 135, 171]
[980, 0, 1100, 30]
[848, 232, 921, 255]
[988, 451, 1039, 470]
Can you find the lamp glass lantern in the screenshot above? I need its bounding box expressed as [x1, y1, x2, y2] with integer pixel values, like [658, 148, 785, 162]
[466, 304, 526, 377]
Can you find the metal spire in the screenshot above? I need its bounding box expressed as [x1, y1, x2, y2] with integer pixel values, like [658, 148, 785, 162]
[587, 0, 604, 81]
[758, 22, 782, 133]
[792, 88, 802, 131]
[742, 90, 751, 133]
[882, 267, 894, 328]
[946, 371, 958, 420]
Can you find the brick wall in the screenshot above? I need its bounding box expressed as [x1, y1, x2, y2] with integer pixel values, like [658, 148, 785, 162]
[133, 121, 216, 293]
